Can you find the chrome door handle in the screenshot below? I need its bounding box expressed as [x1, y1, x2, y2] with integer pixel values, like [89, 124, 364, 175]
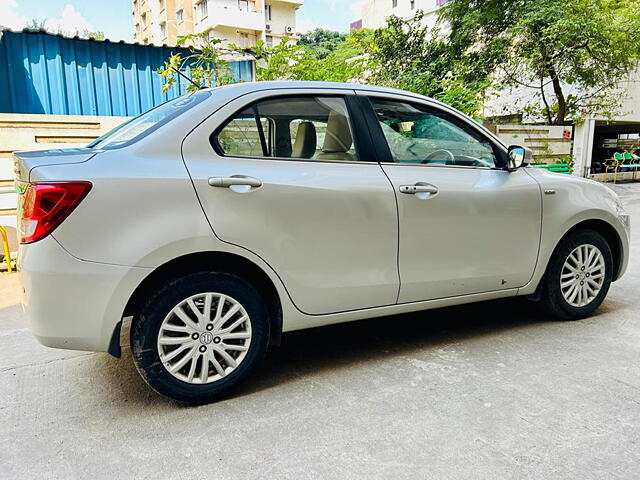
[208, 176, 263, 188]
[399, 184, 438, 195]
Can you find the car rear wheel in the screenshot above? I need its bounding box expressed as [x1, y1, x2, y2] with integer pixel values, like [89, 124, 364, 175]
[130, 272, 269, 403]
[540, 229, 613, 320]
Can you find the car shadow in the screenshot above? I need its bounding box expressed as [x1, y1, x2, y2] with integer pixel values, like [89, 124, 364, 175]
[93, 296, 565, 408]
[235, 297, 551, 398]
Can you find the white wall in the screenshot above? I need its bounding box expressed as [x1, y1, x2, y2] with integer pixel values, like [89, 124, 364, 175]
[361, 0, 442, 29]
[484, 71, 640, 125]
[267, 1, 297, 37]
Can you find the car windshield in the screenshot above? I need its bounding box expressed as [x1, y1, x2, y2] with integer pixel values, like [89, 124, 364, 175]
[88, 90, 211, 149]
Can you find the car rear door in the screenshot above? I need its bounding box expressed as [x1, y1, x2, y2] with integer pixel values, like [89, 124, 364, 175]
[182, 89, 399, 315]
[358, 92, 542, 303]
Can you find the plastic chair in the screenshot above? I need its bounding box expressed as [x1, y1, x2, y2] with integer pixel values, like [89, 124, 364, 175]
[604, 152, 623, 183]
[622, 152, 640, 181]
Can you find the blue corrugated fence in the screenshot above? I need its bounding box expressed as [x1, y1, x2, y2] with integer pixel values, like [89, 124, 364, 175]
[0, 29, 253, 117]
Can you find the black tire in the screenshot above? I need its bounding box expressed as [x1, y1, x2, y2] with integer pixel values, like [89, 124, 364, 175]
[540, 229, 613, 320]
[130, 272, 269, 404]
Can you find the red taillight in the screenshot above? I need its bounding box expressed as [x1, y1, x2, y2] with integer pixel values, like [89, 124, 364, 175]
[18, 182, 92, 244]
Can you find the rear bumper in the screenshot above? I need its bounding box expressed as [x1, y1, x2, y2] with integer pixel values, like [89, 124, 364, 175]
[18, 236, 151, 353]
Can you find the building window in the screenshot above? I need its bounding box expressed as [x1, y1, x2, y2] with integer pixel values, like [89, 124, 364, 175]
[177, 9, 183, 23]
[196, 1, 208, 21]
[160, 21, 167, 39]
[239, 32, 249, 47]
[141, 12, 147, 25]
[392, 0, 398, 7]
[265, 4, 272, 21]
[410, 0, 415, 9]
[266, 35, 273, 47]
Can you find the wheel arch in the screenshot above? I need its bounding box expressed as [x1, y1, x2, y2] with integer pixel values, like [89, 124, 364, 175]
[530, 218, 623, 301]
[113, 251, 283, 356]
[563, 219, 623, 280]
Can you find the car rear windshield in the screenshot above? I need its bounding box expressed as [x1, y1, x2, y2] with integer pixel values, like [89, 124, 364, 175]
[87, 90, 211, 149]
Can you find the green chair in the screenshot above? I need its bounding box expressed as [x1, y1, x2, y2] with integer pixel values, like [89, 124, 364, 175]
[604, 152, 624, 183]
[621, 152, 640, 181]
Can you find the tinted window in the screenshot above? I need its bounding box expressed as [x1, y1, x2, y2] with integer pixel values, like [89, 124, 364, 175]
[216, 109, 270, 158]
[89, 90, 211, 149]
[214, 96, 359, 162]
[371, 99, 497, 168]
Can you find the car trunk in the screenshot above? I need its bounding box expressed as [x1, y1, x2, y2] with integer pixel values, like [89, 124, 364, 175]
[13, 148, 98, 183]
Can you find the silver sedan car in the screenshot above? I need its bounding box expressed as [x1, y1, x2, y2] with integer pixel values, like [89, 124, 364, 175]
[15, 81, 630, 403]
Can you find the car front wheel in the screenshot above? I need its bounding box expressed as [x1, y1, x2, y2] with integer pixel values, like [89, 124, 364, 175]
[131, 272, 269, 403]
[540, 229, 613, 320]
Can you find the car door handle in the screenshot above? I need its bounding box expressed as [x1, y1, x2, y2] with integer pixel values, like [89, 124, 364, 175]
[399, 184, 438, 195]
[208, 176, 263, 188]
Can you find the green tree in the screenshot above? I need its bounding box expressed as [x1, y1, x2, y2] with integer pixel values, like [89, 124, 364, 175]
[351, 13, 492, 116]
[299, 28, 348, 60]
[157, 32, 239, 93]
[441, 0, 640, 124]
[247, 36, 364, 83]
[82, 30, 105, 41]
[248, 37, 309, 81]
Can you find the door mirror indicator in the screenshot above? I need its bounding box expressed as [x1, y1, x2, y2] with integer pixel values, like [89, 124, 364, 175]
[507, 145, 532, 171]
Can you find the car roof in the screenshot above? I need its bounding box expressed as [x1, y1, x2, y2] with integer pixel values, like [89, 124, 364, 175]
[204, 80, 429, 100]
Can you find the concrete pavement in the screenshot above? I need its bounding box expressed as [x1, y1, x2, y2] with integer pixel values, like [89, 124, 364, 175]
[1, 184, 639, 479]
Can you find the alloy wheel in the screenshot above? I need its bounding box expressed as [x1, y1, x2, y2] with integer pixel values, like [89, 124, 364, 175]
[157, 292, 252, 384]
[560, 244, 606, 308]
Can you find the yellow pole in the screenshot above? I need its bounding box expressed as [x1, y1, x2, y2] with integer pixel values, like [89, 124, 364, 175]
[0, 225, 12, 273]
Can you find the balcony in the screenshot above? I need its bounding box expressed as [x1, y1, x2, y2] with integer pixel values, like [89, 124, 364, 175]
[197, 4, 264, 32]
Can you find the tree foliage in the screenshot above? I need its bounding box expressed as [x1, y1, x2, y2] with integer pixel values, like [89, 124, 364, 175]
[247, 35, 363, 83]
[441, 0, 640, 123]
[351, 13, 492, 116]
[298, 28, 348, 59]
[157, 33, 237, 93]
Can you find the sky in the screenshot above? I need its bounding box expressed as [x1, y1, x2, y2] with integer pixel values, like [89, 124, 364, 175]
[0, 0, 366, 42]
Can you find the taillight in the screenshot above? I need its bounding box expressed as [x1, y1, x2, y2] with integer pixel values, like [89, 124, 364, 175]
[18, 182, 92, 244]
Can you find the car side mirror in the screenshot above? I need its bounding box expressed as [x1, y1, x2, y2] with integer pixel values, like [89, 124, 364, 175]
[506, 145, 532, 171]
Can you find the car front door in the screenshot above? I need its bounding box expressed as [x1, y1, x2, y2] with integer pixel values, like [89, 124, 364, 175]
[182, 90, 399, 315]
[359, 93, 542, 303]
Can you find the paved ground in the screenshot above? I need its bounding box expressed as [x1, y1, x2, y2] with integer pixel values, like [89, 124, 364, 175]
[1, 184, 639, 480]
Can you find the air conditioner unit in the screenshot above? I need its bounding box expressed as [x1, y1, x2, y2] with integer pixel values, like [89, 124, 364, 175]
[265, 24, 272, 32]
[285, 25, 294, 34]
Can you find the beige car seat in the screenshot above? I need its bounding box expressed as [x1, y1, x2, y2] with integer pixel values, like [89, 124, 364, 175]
[315, 112, 356, 161]
[291, 121, 317, 159]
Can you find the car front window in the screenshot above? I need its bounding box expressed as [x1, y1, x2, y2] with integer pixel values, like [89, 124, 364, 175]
[371, 99, 498, 168]
[88, 90, 211, 149]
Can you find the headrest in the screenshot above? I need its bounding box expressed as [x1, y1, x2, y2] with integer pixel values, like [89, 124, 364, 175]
[292, 121, 317, 159]
[322, 112, 353, 153]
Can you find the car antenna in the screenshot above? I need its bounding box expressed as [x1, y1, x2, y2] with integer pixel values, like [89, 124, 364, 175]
[171, 66, 206, 90]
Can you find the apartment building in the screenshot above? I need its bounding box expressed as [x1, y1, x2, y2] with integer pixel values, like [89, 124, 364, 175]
[133, 0, 303, 48]
[352, 0, 448, 30]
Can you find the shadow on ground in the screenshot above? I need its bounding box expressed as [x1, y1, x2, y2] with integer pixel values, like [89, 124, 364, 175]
[88, 296, 581, 409]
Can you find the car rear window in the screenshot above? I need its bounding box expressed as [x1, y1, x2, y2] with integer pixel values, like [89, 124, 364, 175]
[88, 90, 211, 150]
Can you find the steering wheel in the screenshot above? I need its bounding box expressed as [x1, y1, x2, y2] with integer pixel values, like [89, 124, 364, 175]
[422, 149, 455, 164]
